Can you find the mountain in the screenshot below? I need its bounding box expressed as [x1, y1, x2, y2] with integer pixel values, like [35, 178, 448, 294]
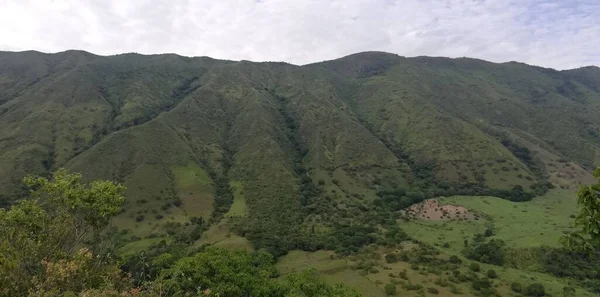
[1, 50, 599, 255]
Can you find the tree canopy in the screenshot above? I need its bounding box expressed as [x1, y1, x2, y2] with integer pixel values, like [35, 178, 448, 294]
[563, 168, 600, 251]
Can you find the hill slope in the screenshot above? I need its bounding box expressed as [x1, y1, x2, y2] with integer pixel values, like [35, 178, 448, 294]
[1, 50, 599, 254]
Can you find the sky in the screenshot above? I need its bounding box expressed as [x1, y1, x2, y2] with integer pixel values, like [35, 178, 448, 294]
[0, 0, 599, 70]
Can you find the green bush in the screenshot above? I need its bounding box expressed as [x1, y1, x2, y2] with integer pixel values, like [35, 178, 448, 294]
[384, 283, 396, 295]
[524, 283, 545, 296]
[511, 282, 523, 293]
[486, 269, 497, 278]
[449, 255, 462, 264]
[385, 253, 398, 263]
[472, 278, 491, 291]
[427, 287, 439, 294]
[469, 262, 480, 272]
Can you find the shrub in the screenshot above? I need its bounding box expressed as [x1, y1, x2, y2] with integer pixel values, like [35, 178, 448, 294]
[524, 283, 545, 296]
[472, 278, 491, 291]
[563, 286, 576, 296]
[511, 282, 522, 293]
[135, 215, 145, 222]
[449, 255, 462, 264]
[469, 262, 480, 272]
[427, 287, 439, 294]
[449, 284, 460, 294]
[384, 283, 396, 295]
[484, 228, 493, 237]
[385, 253, 398, 263]
[403, 283, 423, 291]
[486, 269, 497, 278]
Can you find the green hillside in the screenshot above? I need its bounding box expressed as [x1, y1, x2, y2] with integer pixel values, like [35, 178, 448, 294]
[2, 50, 600, 296]
[1, 50, 599, 248]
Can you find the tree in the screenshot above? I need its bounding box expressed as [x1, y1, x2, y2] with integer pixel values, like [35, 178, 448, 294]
[511, 282, 523, 293]
[0, 169, 126, 296]
[524, 283, 545, 296]
[469, 262, 480, 272]
[384, 283, 396, 295]
[563, 168, 600, 251]
[486, 269, 497, 278]
[449, 255, 462, 264]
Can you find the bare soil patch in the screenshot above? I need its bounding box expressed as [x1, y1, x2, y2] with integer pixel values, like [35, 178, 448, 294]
[404, 199, 474, 221]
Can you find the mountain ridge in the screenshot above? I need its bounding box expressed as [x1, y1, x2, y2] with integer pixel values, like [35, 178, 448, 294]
[1, 49, 599, 255]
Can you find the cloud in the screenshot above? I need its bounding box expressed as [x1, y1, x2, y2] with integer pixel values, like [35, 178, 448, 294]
[0, 0, 598, 69]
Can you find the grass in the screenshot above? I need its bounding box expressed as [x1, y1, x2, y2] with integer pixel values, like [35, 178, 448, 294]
[196, 218, 254, 251]
[118, 237, 172, 256]
[226, 180, 246, 217]
[172, 163, 214, 218]
[277, 251, 385, 297]
[402, 189, 579, 253]
[276, 244, 597, 297]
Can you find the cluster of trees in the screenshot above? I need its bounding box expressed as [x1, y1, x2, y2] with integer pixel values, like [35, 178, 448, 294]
[0, 169, 359, 297]
[463, 236, 506, 265]
[500, 139, 543, 177]
[374, 180, 552, 213]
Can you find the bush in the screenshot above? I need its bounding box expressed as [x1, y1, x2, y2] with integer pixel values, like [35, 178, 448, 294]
[427, 287, 439, 294]
[486, 269, 497, 278]
[469, 262, 480, 272]
[384, 283, 396, 295]
[449, 255, 462, 264]
[511, 282, 522, 293]
[484, 228, 493, 237]
[403, 283, 423, 291]
[524, 283, 545, 296]
[385, 253, 398, 263]
[135, 214, 145, 222]
[472, 279, 491, 291]
[563, 286, 576, 296]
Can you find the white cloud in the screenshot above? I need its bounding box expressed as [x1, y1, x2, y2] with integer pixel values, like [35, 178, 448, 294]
[0, 0, 598, 69]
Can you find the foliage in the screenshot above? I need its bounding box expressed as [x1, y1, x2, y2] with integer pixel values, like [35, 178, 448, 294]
[511, 282, 523, 293]
[464, 237, 506, 265]
[282, 269, 361, 297]
[524, 283, 546, 296]
[468, 263, 480, 272]
[156, 247, 359, 297]
[563, 168, 600, 251]
[486, 269, 497, 279]
[0, 169, 127, 296]
[384, 283, 396, 296]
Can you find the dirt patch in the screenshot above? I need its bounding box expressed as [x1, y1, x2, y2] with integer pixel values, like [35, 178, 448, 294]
[404, 199, 474, 221]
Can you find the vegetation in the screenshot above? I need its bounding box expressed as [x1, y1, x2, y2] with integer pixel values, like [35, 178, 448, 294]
[0, 170, 359, 296]
[563, 168, 600, 250]
[0, 169, 127, 296]
[2, 51, 600, 296]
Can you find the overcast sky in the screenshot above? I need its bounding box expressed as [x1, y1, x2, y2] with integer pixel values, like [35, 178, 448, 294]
[0, 0, 599, 70]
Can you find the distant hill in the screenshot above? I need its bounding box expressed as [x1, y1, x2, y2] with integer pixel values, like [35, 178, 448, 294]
[1, 50, 599, 254]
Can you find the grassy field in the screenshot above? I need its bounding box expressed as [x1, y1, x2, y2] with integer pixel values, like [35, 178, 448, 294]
[226, 181, 246, 217]
[402, 189, 579, 254]
[172, 163, 215, 219]
[276, 245, 596, 297]
[118, 237, 172, 256]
